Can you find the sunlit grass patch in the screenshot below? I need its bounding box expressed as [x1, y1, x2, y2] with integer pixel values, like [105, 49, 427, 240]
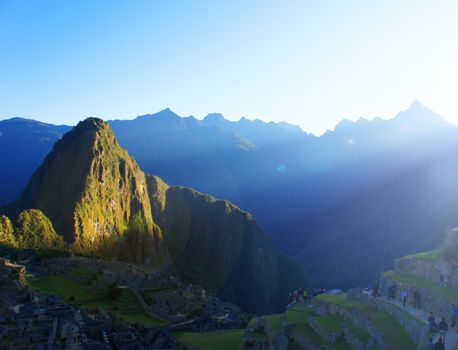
[175, 329, 245, 350]
[29, 274, 165, 326]
[404, 249, 443, 262]
[315, 293, 357, 310]
[356, 304, 416, 350]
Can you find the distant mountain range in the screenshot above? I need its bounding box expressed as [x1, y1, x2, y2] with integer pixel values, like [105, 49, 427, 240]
[1, 101, 458, 288]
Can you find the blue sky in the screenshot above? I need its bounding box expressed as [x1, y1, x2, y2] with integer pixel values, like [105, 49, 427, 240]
[1, 0, 457, 135]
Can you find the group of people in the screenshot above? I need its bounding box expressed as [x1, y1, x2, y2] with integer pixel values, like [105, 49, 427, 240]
[424, 337, 445, 350]
[424, 304, 458, 349]
[382, 283, 458, 348]
[288, 288, 326, 308]
[385, 283, 421, 309]
[367, 281, 380, 297]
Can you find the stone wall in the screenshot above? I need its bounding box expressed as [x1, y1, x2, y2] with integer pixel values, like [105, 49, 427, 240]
[311, 298, 352, 320]
[307, 316, 343, 343]
[350, 308, 386, 350]
[380, 274, 453, 323]
[395, 257, 458, 287]
[351, 289, 428, 346]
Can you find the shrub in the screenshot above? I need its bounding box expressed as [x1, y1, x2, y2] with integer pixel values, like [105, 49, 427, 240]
[187, 304, 204, 317]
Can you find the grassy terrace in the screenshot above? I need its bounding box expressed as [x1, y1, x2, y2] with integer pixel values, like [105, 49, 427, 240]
[313, 313, 371, 344]
[315, 294, 416, 350]
[29, 274, 165, 326]
[403, 249, 443, 262]
[285, 303, 352, 350]
[262, 313, 283, 332]
[174, 329, 245, 350]
[315, 293, 358, 310]
[384, 271, 458, 304]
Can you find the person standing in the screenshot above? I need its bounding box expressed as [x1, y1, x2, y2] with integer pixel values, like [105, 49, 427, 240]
[438, 317, 448, 342]
[373, 281, 379, 297]
[401, 289, 408, 308]
[428, 312, 436, 334]
[413, 289, 420, 308]
[451, 304, 457, 328]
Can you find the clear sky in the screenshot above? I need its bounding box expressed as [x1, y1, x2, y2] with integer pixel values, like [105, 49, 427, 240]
[1, 0, 457, 135]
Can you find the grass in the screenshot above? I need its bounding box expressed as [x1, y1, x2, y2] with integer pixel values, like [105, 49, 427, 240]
[175, 329, 245, 350]
[384, 271, 458, 304]
[312, 312, 371, 343]
[285, 305, 325, 346]
[315, 294, 415, 349]
[29, 275, 96, 303]
[285, 305, 353, 350]
[404, 249, 443, 262]
[356, 304, 416, 350]
[315, 293, 357, 310]
[314, 314, 343, 332]
[262, 314, 283, 332]
[29, 274, 165, 326]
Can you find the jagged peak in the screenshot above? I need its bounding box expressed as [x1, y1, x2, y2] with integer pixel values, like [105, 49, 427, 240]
[203, 113, 228, 127]
[204, 112, 225, 121]
[408, 99, 424, 110]
[74, 117, 108, 131]
[396, 100, 448, 125]
[135, 108, 181, 121]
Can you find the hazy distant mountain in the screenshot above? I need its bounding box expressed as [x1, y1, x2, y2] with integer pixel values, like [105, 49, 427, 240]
[1, 101, 456, 288]
[0, 118, 70, 205]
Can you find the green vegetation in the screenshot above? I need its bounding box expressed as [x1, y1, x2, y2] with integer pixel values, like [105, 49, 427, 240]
[0, 215, 16, 247]
[29, 274, 165, 326]
[310, 308, 370, 344]
[175, 329, 245, 350]
[315, 294, 415, 350]
[404, 248, 443, 262]
[384, 271, 458, 304]
[285, 305, 324, 346]
[314, 314, 347, 333]
[29, 275, 95, 303]
[315, 293, 357, 310]
[15, 209, 65, 255]
[356, 304, 416, 350]
[262, 314, 283, 332]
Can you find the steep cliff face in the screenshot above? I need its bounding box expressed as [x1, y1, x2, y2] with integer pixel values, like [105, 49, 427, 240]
[147, 175, 306, 313]
[13, 118, 164, 263]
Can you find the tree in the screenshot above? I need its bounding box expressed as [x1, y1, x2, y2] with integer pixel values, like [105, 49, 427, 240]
[15, 209, 65, 255]
[0, 215, 17, 247]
